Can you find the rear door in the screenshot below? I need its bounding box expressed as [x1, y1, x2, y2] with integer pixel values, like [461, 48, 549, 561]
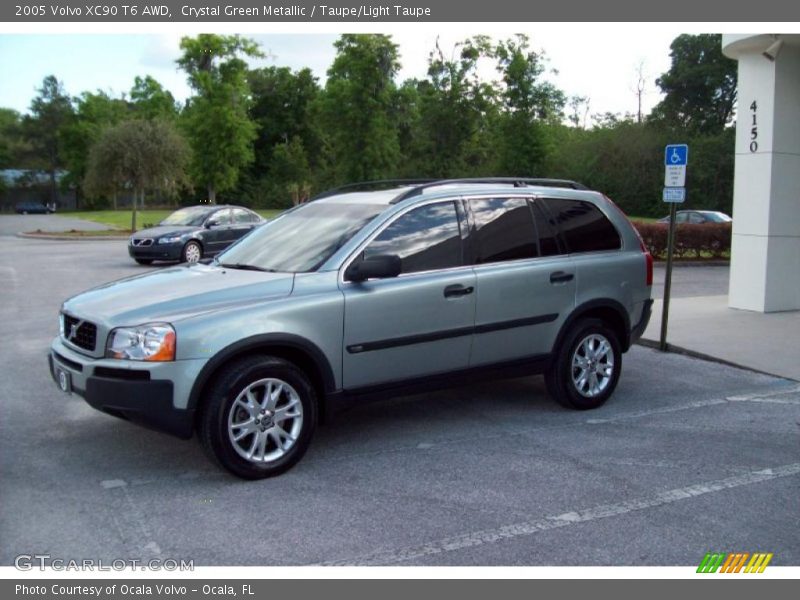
[341, 200, 476, 390]
[467, 196, 576, 367]
[230, 208, 260, 242]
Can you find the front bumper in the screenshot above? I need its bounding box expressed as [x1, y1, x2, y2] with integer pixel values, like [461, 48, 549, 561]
[49, 337, 207, 439]
[128, 242, 183, 261]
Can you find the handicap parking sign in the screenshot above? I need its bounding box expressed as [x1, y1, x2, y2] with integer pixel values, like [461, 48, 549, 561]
[665, 144, 688, 166]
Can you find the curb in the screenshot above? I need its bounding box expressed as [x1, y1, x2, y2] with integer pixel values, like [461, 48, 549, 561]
[652, 260, 730, 268]
[636, 338, 797, 382]
[16, 232, 129, 241]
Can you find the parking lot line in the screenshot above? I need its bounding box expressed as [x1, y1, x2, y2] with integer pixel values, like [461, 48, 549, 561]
[318, 462, 800, 566]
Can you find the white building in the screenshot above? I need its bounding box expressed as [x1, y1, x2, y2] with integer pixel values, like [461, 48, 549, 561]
[722, 34, 800, 313]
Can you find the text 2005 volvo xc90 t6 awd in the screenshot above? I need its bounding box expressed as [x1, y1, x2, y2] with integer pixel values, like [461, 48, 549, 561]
[49, 179, 653, 479]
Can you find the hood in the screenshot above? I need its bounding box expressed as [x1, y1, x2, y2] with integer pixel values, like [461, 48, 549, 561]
[132, 225, 198, 239]
[63, 264, 295, 325]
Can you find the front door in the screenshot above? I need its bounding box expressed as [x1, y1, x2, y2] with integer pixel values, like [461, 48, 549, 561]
[341, 200, 476, 390]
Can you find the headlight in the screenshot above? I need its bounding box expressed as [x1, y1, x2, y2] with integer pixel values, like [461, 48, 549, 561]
[158, 236, 183, 244]
[59, 313, 65, 337]
[106, 323, 176, 361]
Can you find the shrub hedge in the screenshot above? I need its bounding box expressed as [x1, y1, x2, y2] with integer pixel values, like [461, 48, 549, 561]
[632, 222, 731, 259]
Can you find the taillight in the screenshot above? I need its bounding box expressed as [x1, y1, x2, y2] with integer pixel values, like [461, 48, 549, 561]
[641, 237, 653, 287]
[603, 194, 653, 286]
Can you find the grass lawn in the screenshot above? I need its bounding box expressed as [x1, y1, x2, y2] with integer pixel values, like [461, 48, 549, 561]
[59, 208, 285, 231]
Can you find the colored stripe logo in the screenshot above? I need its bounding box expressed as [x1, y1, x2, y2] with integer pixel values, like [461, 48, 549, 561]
[697, 552, 773, 573]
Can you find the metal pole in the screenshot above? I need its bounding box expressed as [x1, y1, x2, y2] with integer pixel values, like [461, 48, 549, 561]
[659, 202, 677, 351]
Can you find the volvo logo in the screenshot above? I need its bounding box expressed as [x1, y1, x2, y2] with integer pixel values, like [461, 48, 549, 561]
[67, 320, 82, 341]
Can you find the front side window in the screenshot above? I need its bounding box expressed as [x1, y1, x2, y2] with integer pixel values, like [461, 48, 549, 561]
[541, 198, 621, 253]
[469, 197, 539, 263]
[211, 209, 233, 226]
[364, 202, 463, 274]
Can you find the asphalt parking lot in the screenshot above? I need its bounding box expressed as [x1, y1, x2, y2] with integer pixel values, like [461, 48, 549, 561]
[1, 216, 798, 566]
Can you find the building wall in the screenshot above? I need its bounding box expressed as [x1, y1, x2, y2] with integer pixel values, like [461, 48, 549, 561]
[723, 35, 800, 312]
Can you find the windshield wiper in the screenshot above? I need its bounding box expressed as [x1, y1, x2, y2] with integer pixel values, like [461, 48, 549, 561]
[219, 262, 278, 272]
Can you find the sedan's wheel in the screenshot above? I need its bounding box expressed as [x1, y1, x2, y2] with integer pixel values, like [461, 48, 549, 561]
[181, 241, 202, 263]
[545, 318, 621, 410]
[198, 356, 317, 479]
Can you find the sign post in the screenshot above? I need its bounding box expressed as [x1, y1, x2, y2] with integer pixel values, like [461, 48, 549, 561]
[660, 144, 688, 352]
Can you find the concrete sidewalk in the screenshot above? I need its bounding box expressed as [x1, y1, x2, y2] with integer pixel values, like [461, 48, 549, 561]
[642, 294, 800, 381]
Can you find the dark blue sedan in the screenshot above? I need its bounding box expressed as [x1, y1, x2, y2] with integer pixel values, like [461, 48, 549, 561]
[128, 205, 263, 265]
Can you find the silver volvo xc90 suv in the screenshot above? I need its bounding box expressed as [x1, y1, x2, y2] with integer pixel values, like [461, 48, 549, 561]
[50, 179, 654, 479]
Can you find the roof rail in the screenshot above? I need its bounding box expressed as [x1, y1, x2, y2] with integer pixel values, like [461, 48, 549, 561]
[310, 179, 437, 201]
[389, 177, 589, 204]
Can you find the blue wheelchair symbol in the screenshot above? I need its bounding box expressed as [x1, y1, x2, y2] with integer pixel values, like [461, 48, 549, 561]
[665, 144, 688, 166]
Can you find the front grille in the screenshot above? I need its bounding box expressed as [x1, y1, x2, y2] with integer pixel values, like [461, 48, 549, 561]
[131, 238, 153, 247]
[63, 314, 97, 352]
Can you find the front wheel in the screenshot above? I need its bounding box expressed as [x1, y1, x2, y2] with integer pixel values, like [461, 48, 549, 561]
[545, 318, 622, 410]
[198, 356, 318, 479]
[181, 240, 202, 264]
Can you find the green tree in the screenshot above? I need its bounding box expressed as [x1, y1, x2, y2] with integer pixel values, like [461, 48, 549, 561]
[248, 67, 319, 172]
[493, 35, 565, 176]
[60, 91, 130, 207]
[235, 66, 320, 206]
[0, 108, 29, 169]
[178, 34, 262, 203]
[316, 34, 402, 183]
[651, 34, 737, 134]
[271, 136, 312, 205]
[130, 75, 178, 121]
[84, 119, 189, 230]
[22, 75, 74, 205]
[409, 36, 497, 177]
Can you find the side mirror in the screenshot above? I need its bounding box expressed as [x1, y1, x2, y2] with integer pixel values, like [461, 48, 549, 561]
[345, 254, 402, 282]
[205, 218, 220, 229]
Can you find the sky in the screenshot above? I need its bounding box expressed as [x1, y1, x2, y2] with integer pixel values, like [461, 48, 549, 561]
[0, 29, 682, 121]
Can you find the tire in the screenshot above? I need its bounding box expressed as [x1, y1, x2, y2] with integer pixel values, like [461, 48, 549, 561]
[198, 355, 318, 479]
[545, 318, 622, 410]
[134, 259, 153, 265]
[181, 240, 202, 264]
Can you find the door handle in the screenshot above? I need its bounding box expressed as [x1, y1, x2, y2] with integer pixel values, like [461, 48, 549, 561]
[549, 271, 574, 284]
[443, 284, 474, 298]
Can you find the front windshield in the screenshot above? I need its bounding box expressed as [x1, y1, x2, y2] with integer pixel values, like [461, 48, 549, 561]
[217, 202, 384, 272]
[160, 206, 214, 227]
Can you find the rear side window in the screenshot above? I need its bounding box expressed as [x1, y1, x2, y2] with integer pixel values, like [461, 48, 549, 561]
[541, 198, 621, 253]
[469, 197, 538, 263]
[232, 208, 258, 223]
[365, 201, 463, 274]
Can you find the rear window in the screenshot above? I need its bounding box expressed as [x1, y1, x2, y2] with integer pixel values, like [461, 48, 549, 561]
[469, 197, 539, 263]
[541, 198, 621, 253]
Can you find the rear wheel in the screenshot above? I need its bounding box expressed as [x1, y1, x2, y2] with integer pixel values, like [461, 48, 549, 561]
[545, 318, 621, 410]
[134, 258, 153, 265]
[181, 240, 202, 264]
[198, 355, 318, 479]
